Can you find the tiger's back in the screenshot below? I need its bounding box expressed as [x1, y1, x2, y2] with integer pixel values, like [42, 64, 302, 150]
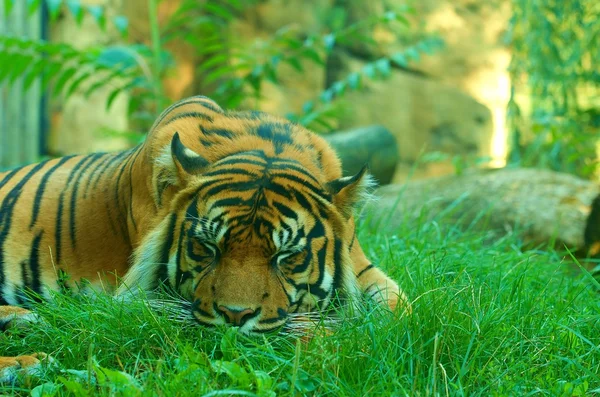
[0, 150, 144, 304]
[0, 94, 405, 318]
[1, 95, 408, 383]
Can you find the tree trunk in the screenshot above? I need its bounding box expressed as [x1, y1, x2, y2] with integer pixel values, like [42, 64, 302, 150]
[366, 168, 600, 254]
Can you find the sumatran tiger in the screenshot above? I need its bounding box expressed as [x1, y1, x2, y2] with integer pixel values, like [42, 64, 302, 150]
[0, 96, 407, 383]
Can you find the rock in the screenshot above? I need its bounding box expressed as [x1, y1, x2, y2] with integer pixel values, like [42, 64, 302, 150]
[338, 0, 512, 168]
[330, 52, 493, 180]
[324, 125, 399, 184]
[367, 167, 599, 251]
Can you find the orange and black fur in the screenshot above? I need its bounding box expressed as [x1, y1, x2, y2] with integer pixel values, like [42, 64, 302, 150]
[0, 96, 406, 382]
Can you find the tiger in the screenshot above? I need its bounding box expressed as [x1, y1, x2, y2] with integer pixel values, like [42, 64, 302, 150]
[0, 96, 407, 383]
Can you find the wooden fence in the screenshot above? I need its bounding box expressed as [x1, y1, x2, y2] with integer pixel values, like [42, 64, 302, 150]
[0, 4, 45, 169]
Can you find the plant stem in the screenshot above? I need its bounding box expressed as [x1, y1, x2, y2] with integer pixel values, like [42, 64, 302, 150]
[148, 0, 164, 114]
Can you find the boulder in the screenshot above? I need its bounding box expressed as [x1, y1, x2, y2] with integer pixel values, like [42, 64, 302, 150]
[367, 167, 600, 252]
[324, 125, 399, 184]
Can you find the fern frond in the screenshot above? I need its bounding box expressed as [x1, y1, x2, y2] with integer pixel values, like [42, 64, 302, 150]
[289, 37, 445, 132]
[0, 36, 146, 107]
[2, 0, 129, 37]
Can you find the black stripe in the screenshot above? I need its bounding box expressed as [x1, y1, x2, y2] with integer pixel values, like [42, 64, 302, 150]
[349, 231, 356, 251]
[272, 201, 298, 220]
[69, 153, 104, 248]
[270, 162, 322, 186]
[83, 154, 111, 198]
[229, 110, 264, 121]
[113, 148, 141, 237]
[332, 238, 344, 292]
[293, 190, 313, 212]
[202, 128, 234, 138]
[0, 162, 48, 300]
[127, 146, 143, 231]
[154, 214, 178, 290]
[55, 156, 91, 266]
[272, 173, 331, 202]
[19, 261, 31, 304]
[0, 167, 21, 191]
[164, 112, 213, 126]
[356, 264, 374, 279]
[202, 168, 257, 178]
[154, 96, 222, 128]
[28, 231, 44, 299]
[209, 197, 253, 210]
[30, 155, 76, 229]
[259, 308, 288, 325]
[174, 222, 188, 289]
[89, 150, 131, 192]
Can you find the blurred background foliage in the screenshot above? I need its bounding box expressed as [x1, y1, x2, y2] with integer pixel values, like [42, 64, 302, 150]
[0, 0, 598, 180]
[507, 0, 600, 178]
[0, 0, 442, 135]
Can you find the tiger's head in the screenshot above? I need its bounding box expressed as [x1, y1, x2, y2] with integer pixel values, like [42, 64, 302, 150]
[118, 98, 373, 334]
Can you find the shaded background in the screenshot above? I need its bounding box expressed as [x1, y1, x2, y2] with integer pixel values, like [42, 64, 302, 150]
[1, 0, 598, 184]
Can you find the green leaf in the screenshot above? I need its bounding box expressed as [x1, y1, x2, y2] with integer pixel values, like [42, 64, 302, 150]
[57, 376, 88, 395]
[362, 63, 376, 78]
[97, 46, 138, 69]
[347, 72, 361, 89]
[3, 0, 15, 15]
[113, 15, 129, 37]
[86, 4, 106, 30]
[212, 361, 251, 388]
[64, 70, 91, 98]
[320, 89, 334, 103]
[31, 382, 62, 397]
[27, 0, 41, 15]
[94, 365, 141, 394]
[204, 3, 234, 20]
[270, 54, 281, 68]
[374, 58, 391, 76]
[284, 57, 304, 72]
[390, 53, 408, 68]
[332, 80, 346, 95]
[66, 0, 83, 25]
[53, 67, 78, 96]
[254, 370, 274, 395]
[302, 48, 324, 65]
[383, 11, 397, 21]
[264, 65, 278, 84]
[23, 58, 46, 90]
[405, 47, 421, 62]
[302, 100, 314, 113]
[46, 0, 63, 20]
[323, 34, 336, 52]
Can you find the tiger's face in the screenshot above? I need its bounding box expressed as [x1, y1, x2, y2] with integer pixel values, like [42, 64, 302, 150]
[123, 128, 371, 334]
[173, 151, 362, 333]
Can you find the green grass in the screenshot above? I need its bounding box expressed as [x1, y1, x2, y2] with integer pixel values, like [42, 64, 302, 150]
[2, 212, 600, 396]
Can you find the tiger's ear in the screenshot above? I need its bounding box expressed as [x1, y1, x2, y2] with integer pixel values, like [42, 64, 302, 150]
[170, 132, 208, 177]
[327, 166, 375, 218]
[152, 133, 208, 204]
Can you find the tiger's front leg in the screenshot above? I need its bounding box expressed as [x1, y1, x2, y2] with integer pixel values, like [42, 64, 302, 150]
[0, 306, 51, 384]
[348, 220, 411, 313]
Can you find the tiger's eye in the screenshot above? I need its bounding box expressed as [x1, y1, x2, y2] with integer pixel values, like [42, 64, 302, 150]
[188, 238, 219, 263]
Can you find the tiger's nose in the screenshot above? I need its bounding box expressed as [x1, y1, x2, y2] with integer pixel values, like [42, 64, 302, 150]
[216, 305, 258, 326]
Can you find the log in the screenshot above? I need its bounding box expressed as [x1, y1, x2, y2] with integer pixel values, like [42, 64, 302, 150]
[364, 167, 600, 253]
[324, 125, 399, 185]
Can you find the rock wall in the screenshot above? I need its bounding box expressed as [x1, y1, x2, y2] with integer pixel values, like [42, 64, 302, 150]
[48, 0, 512, 182]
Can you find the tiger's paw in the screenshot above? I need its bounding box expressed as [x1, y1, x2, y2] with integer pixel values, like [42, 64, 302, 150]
[0, 353, 55, 385]
[0, 306, 40, 332]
